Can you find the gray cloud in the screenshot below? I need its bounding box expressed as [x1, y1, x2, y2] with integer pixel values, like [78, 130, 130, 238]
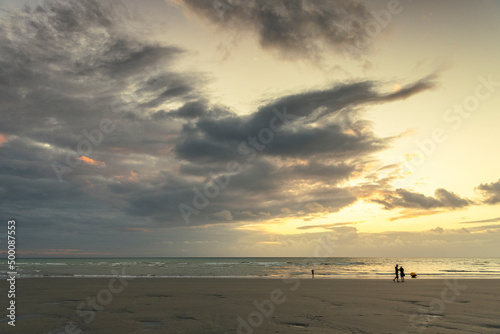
[1, 0, 476, 257]
[373, 188, 472, 210]
[132, 77, 435, 226]
[179, 0, 372, 60]
[460, 216, 500, 224]
[0, 0, 438, 234]
[476, 178, 500, 204]
[174, 79, 435, 163]
[0, 0, 199, 242]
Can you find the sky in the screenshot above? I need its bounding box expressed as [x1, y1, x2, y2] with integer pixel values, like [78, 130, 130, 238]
[0, 0, 499, 257]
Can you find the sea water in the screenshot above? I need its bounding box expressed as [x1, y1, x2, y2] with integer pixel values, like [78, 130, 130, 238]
[2, 257, 500, 279]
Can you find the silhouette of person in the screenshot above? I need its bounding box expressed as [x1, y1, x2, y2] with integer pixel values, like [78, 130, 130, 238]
[393, 264, 399, 282]
[311, 269, 315, 278]
[399, 266, 405, 282]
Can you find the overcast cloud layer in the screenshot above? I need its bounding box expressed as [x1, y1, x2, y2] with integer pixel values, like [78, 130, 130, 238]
[0, 0, 498, 256]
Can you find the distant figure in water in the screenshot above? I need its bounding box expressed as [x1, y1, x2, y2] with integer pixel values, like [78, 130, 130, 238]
[393, 264, 399, 282]
[311, 269, 315, 278]
[399, 266, 405, 282]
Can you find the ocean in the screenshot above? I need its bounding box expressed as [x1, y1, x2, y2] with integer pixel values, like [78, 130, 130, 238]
[2, 257, 500, 279]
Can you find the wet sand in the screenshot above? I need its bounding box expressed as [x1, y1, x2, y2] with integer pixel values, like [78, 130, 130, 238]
[1, 278, 499, 333]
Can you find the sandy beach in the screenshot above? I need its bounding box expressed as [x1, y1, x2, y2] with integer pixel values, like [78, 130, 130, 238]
[1, 278, 499, 334]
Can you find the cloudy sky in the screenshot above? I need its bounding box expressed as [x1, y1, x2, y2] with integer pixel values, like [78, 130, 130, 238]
[1, 0, 499, 257]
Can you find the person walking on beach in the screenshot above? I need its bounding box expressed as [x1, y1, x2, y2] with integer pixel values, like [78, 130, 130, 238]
[393, 264, 399, 282]
[399, 266, 405, 282]
[311, 269, 315, 278]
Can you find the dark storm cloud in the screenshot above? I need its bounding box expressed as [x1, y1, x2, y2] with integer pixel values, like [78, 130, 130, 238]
[119, 155, 359, 226]
[127, 77, 436, 226]
[0, 0, 195, 140]
[180, 0, 372, 59]
[287, 161, 355, 180]
[0, 0, 456, 254]
[1, 1, 183, 76]
[0, 0, 201, 249]
[476, 178, 500, 204]
[174, 79, 435, 163]
[373, 188, 472, 210]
